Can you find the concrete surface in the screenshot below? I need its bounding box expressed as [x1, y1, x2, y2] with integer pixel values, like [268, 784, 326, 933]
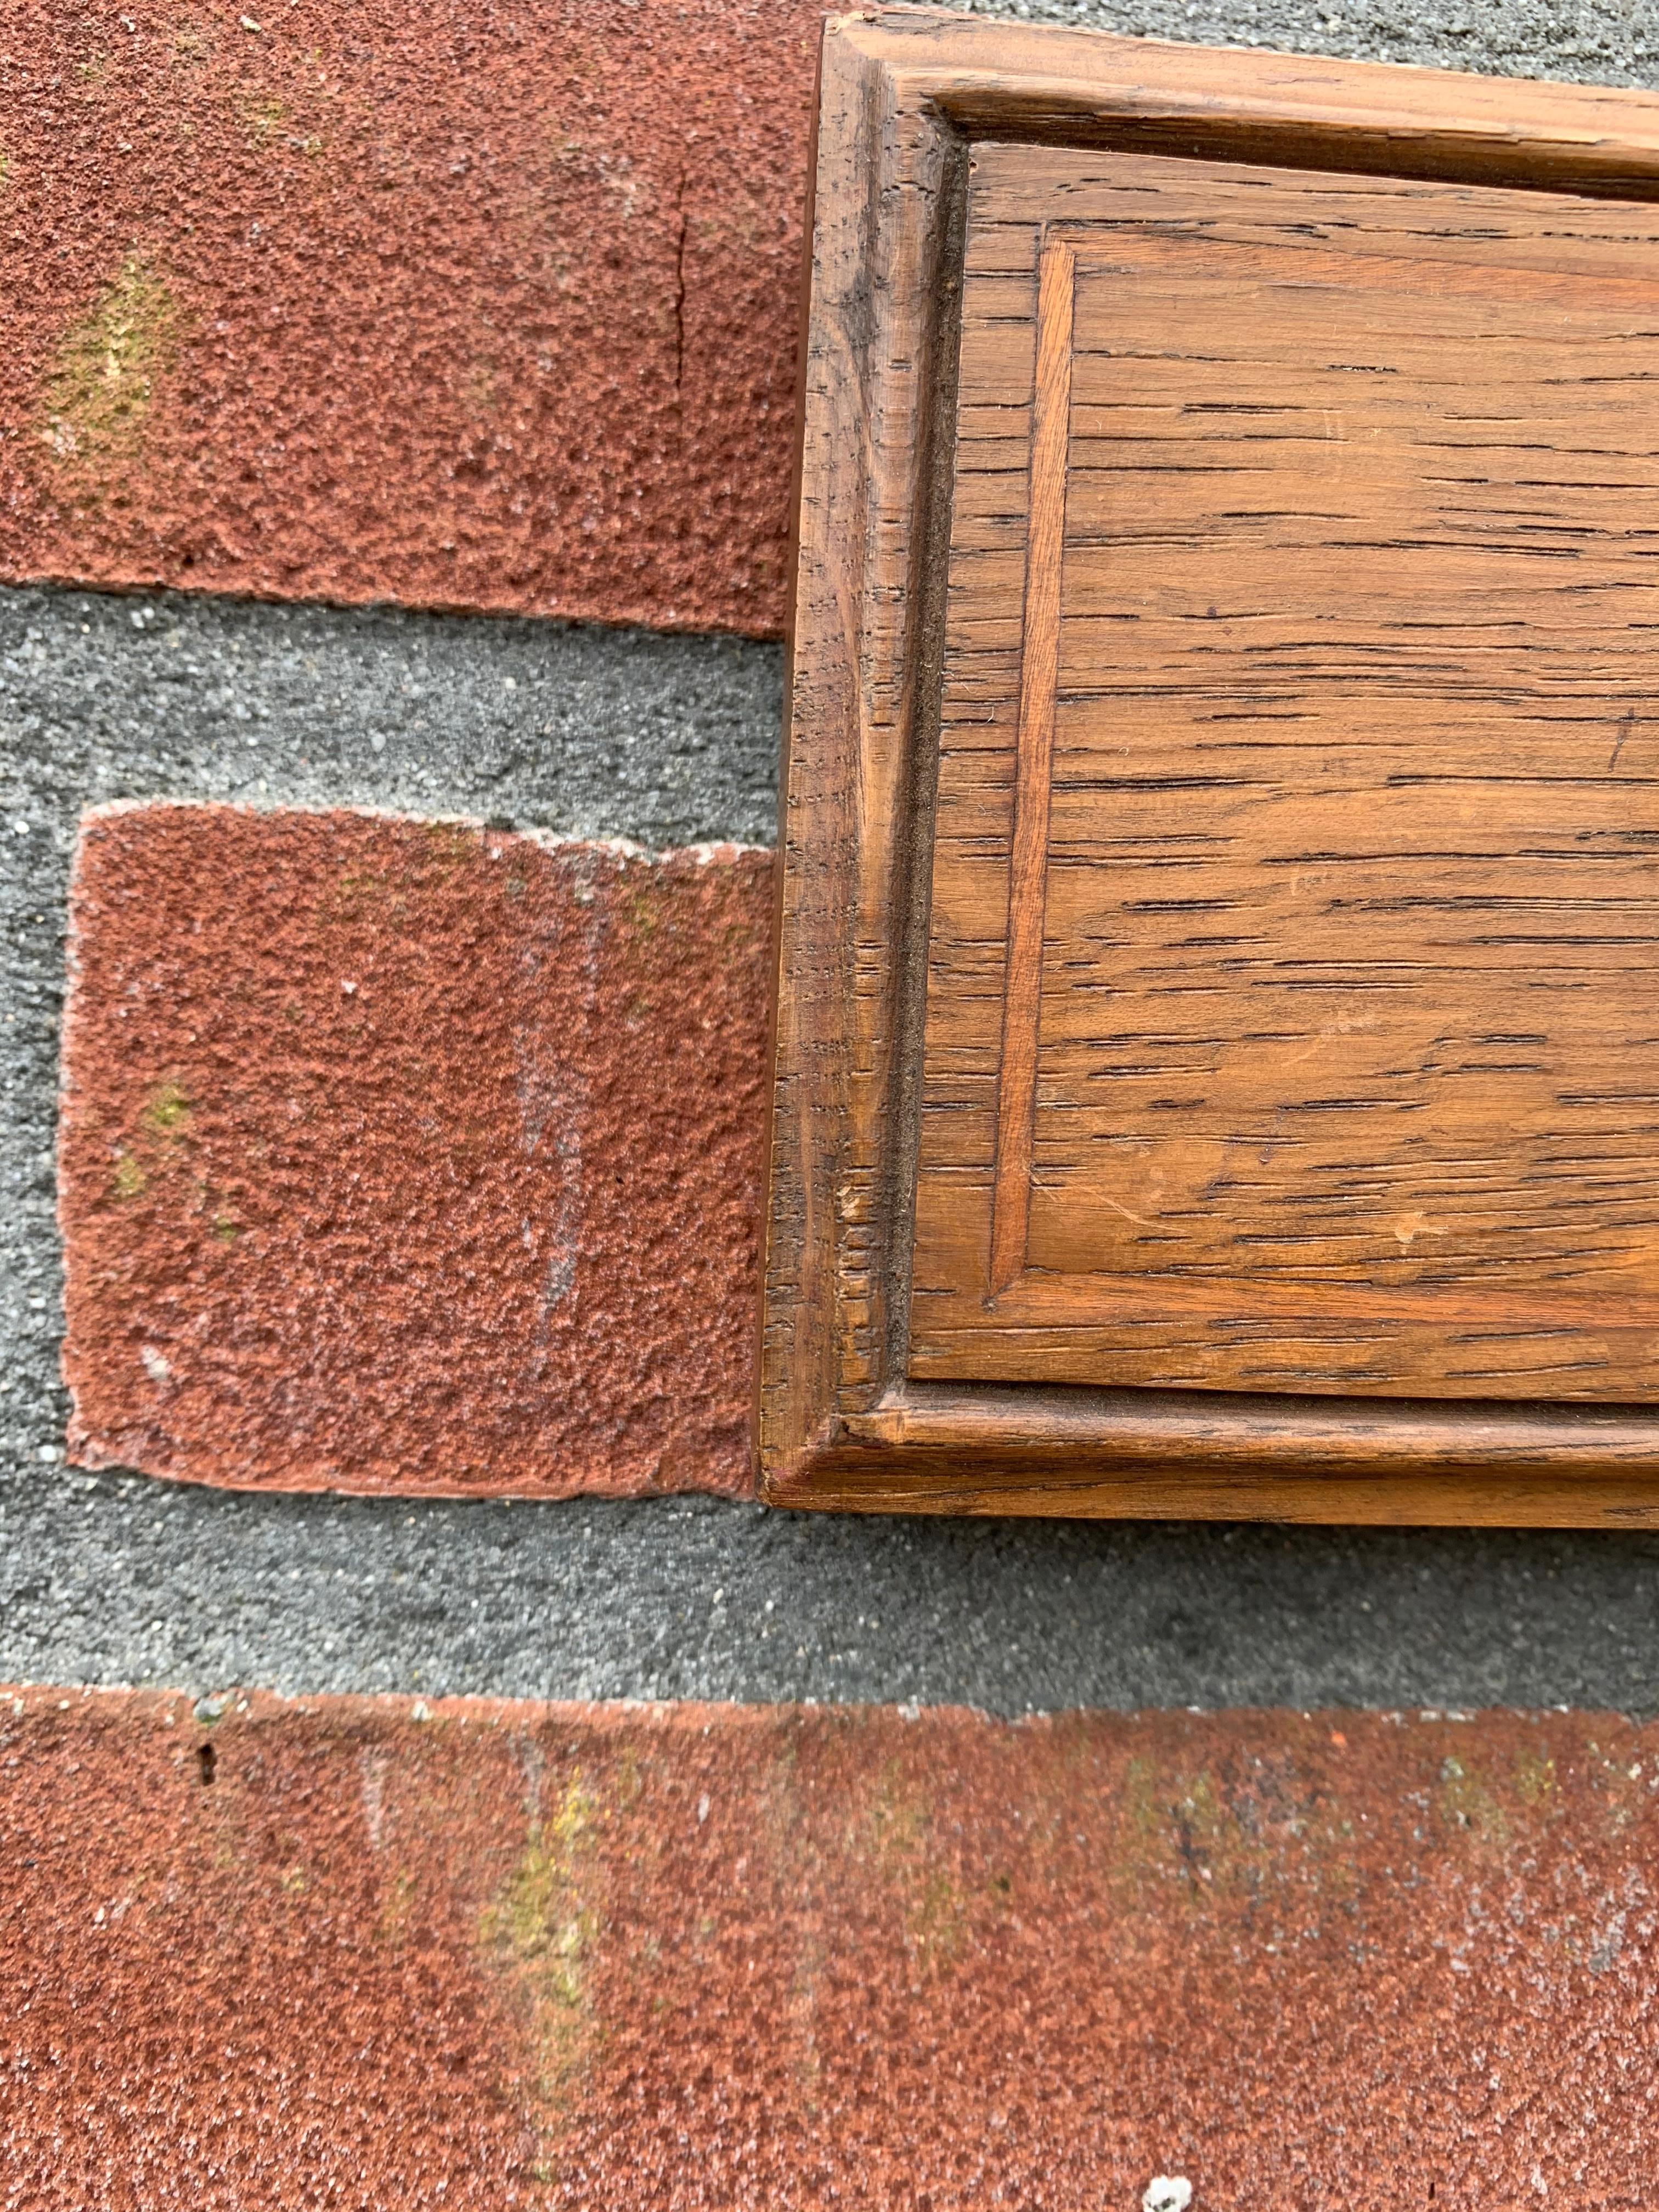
[11, 1477, 1659, 1711]
[958, 0, 1659, 82]
[7, 1686, 1659, 2207]
[61, 806, 769, 1496]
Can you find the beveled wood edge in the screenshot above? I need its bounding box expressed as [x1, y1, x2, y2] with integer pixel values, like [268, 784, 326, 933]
[989, 231, 1073, 1295]
[763, 1464, 1659, 1528]
[758, 14, 970, 1479]
[857, 5, 1659, 195]
[761, 1385, 1659, 1525]
[758, 6, 1659, 1520]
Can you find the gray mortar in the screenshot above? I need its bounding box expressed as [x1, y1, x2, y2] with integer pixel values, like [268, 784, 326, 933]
[9, 1479, 1659, 1713]
[10, 0, 1659, 1714]
[955, 0, 1659, 86]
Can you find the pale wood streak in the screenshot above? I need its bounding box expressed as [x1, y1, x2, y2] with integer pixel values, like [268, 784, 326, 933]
[989, 231, 1075, 1293]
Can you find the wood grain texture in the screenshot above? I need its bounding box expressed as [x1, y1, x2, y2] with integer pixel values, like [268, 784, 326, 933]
[759, 5, 1659, 1520]
[758, 14, 969, 1481]
[911, 145, 1659, 1400]
[820, 1384, 1659, 1523]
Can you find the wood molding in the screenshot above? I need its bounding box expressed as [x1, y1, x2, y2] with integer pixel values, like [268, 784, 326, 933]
[759, 5, 1659, 1523]
[990, 231, 1075, 1296]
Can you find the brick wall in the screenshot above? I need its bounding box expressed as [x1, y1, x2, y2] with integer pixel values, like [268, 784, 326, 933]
[60, 806, 771, 1497]
[8, 2, 1659, 2204]
[2, 0, 820, 633]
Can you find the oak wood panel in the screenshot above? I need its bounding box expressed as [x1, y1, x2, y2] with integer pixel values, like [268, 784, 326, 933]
[760, 7, 1659, 1520]
[910, 141, 1659, 1400]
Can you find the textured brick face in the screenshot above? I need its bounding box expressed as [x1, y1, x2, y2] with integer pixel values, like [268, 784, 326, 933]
[6, 1689, 1659, 2208]
[0, 0, 821, 635]
[60, 806, 772, 1496]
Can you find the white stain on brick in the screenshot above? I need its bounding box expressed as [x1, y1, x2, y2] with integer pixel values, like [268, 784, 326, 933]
[359, 1749, 387, 1850]
[1143, 2180, 1193, 2212]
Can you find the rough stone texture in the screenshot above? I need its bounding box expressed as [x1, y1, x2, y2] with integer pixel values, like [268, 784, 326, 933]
[0, 0, 820, 636]
[13, 1483, 1659, 1715]
[61, 805, 771, 1496]
[957, 0, 1659, 80]
[6, 1686, 1659, 2207]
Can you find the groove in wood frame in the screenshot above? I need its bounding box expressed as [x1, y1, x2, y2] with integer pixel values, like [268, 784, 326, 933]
[883, 127, 972, 1382]
[988, 230, 1076, 1296]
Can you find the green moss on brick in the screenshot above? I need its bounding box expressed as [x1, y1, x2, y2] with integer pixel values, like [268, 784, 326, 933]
[140, 1080, 192, 1139]
[42, 253, 178, 482]
[111, 1152, 147, 1201]
[480, 1773, 605, 2176]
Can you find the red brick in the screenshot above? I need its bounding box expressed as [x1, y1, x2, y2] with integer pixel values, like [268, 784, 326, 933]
[5, 1687, 1658, 2207]
[60, 805, 772, 1496]
[0, 0, 824, 636]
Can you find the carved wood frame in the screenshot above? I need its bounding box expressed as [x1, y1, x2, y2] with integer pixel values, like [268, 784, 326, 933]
[759, 4, 1659, 1524]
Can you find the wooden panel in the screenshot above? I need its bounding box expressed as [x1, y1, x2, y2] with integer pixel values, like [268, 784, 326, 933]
[760, 7, 1659, 1521]
[911, 143, 1659, 1400]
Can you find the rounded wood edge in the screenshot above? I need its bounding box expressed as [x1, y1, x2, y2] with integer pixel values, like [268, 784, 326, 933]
[764, 1457, 1659, 1527]
[850, 7, 1659, 200]
[759, 1390, 1659, 1523]
[855, 5, 1659, 137]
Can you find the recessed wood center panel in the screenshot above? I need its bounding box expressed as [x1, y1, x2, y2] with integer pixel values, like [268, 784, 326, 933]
[909, 144, 1659, 1398]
